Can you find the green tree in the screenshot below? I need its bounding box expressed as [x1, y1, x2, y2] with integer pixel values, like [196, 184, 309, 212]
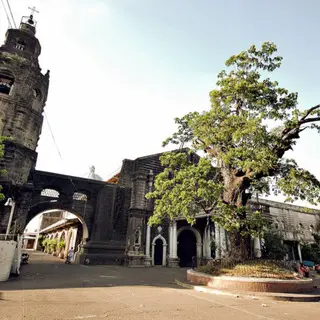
[146, 42, 320, 260]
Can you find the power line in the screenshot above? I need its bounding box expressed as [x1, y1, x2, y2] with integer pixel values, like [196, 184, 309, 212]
[5, 0, 16, 28]
[44, 110, 63, 160]
[0, 0, 12, 28]
[43, 110, 78, 191]
[105, 166, 122, 181]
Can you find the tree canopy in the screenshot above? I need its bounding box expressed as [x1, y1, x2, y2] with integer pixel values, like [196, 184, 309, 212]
[146, 42, 320, 245]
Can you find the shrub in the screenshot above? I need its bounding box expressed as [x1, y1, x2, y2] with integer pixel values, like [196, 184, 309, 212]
[58, 240, 66, 250]
[301, 243, 320, 264]
[261, 229, 289, 260]
[49, 239, 58, 252]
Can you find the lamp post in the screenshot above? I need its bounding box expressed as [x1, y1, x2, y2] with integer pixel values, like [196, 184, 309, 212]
[4, 198, 15, 240]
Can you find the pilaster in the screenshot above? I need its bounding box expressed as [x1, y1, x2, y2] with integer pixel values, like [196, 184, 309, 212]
[168, 221, 179, 267]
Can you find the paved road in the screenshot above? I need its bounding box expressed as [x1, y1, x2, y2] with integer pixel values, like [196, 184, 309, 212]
[0, 252, 319, 320]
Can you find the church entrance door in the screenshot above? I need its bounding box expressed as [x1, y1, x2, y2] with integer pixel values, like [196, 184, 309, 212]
[154, 239, 163, 265]
[178, 230, 196, 267]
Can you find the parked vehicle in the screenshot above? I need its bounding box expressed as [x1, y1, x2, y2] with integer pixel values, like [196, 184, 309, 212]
[21, 253, 29, 265]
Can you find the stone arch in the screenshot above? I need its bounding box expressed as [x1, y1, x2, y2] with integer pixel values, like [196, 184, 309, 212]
[27, 209, 89, 248]
[177, 226, 202, 266]
[152, 234, 167, 266]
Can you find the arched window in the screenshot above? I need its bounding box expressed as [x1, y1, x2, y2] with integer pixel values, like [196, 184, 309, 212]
[0, 70, 14, 95]
[310, 225, 315, 233]
[41, 188, 59, 198]
[298, 223, 304, 231]
[274, 222, 279, 230]
[73, 192, 88, 201]
[15, 39, 26, 51]
[33, 88, 41, 99]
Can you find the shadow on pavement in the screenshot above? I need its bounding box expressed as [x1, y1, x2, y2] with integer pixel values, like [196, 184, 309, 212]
[0, 251, 189, 291]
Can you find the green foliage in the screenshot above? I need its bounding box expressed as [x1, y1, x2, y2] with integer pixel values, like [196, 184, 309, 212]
[42, 238, 49, 251]
[49, 239, 58, 251]
[0, 52, 27, 64]
[198, 259, 295, 279]
[147, 151, 223, 225]
[301, 243, 320, 264]
[58, 240, 66, 250]
[148, 41, 320, 246]
[261, 229, 289, 260]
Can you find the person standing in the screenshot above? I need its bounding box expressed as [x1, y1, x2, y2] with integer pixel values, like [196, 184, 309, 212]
[192, 256, 196, 270]
[65, 247, 74, 264]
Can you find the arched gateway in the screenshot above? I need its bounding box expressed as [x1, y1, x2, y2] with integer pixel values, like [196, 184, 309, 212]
[177, 226, 202, 267]
[152, 234, 167, 266]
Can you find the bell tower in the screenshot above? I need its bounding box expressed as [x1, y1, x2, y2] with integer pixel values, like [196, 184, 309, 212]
[0, 11, 50, 232]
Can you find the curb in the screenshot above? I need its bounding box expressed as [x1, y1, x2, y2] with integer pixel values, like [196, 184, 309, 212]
[174, 279, 320, 302]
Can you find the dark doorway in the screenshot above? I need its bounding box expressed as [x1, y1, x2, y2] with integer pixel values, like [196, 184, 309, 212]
[26, 239, 35, 249]
[154, 238, 163, 265]
[178, 230, 197, 267]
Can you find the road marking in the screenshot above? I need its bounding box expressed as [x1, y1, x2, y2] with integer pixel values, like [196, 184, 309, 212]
[99, 275, 117, 278]
[179, 289, 277, 320]
[73, 316, 97, 319]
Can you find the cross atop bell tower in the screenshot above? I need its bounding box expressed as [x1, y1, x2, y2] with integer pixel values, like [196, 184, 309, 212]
[18, 6, 40, 35]
[28, 6, 39, 17]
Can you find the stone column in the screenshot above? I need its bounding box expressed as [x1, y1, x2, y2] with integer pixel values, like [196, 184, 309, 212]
[215, 223, 221, 259]
[203, 229, 207, 258]
[168, 221, 179, 267]
[220, 226, 227, 258]
[172, 221, 177, 258]
[253, 237, 262, 258]
[144, 224, 152, 266]
[169, 223, 173, 257]
[297, 242, 302, 262]
[203, 227, 212, 260]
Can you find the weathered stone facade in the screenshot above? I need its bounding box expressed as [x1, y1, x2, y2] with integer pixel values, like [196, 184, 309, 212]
[0, 15, 49, 234]
[0, 19, 319, 267]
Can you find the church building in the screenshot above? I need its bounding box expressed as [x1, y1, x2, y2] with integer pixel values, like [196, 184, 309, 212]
[0, 12, 319, 268]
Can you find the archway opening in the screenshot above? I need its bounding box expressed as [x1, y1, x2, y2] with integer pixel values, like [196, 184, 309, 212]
[154, 238, 163, 265]
[23, 209, 88, 264]
[178, 230, 197, 267]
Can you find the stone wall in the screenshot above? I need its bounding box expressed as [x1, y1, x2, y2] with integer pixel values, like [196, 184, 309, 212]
[250, 199, 320, 242]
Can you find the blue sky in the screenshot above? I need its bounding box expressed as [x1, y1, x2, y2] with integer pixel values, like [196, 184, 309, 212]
[1, 0, 320, 211]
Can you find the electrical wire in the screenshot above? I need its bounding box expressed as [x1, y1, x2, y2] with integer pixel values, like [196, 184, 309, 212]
[44, 110, 63, 160]
[105, 166, 122, 181]
[43, 111, 83, 191]
[5, 0, 16, 28]
[0, 0, 12, 28]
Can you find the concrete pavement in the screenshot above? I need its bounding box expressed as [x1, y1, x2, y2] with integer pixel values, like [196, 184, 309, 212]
[0, 252, 319, 320]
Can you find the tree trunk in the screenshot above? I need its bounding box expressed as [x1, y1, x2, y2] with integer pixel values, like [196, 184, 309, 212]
[220, 168, 251, 262]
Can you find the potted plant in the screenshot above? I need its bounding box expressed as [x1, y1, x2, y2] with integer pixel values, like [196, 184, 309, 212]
[42, 238, 49, 253]
[50, 239, 58, 256]
[58, 240, 66, 259]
